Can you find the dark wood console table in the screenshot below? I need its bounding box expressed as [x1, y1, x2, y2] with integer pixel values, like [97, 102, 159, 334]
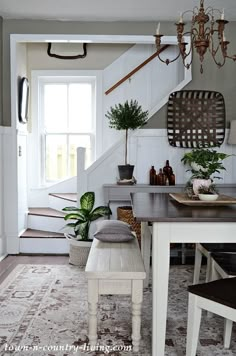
[103, 184, 185, 206]
[103, 183, 236, 206]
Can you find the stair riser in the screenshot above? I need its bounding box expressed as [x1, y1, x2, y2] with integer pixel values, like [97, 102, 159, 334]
[20, 238, 69, 254]
[27, 215, 66, 233]
[49, 195, 76, 211]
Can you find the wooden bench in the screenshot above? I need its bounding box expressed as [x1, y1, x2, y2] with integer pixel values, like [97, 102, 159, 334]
[85, 235, 146, 352]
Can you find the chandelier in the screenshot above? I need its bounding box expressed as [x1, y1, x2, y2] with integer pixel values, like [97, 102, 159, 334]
[154, 0, 236, 73]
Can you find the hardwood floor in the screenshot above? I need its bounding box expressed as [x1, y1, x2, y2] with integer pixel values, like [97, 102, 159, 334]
[0, 254, 195, 285]
[0, 255, 69, 284]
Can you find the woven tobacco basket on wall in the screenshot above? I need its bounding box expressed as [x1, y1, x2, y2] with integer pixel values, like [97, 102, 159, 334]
[167, 90, 225, 148]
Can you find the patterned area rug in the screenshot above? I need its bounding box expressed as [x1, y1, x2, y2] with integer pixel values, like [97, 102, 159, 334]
[0, 264, 235, 356]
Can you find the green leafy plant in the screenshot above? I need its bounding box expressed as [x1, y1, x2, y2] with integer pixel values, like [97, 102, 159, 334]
[63, 192, 112, 240]
[105, 100, 148, 165]
[198, 184, 218, 195]
[181, 148, 231, 180]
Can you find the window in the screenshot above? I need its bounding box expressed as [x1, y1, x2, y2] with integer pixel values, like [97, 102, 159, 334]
[31, 71, 102, 185]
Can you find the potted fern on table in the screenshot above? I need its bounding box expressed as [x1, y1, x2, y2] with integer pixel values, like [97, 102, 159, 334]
[63, 191, 111, 267]
[181, 148, 231, 195]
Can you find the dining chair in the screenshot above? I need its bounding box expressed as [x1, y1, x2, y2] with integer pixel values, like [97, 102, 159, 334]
[210, 251, 236, 279]
[186, 277, 236, 356]
[193, 243, 236, 284]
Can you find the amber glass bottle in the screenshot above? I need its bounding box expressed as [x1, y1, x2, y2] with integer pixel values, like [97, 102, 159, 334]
[149, 166, 156, 185]
[156, 168, 165, 185]
[163, 160, 173, 177]
[169, 173, 176, 186]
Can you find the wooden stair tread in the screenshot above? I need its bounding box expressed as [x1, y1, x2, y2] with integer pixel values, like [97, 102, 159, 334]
[28, 208, 66, 218]
[49, 193, 77, 202]
[21, 229, 65, 239]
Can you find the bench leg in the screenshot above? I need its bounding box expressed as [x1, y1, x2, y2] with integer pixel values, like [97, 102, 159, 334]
[88, 279, 98, 346]
[131, 279, 143, 352]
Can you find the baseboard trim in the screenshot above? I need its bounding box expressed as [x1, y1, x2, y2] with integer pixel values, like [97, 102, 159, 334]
[0, 254, 8, 262]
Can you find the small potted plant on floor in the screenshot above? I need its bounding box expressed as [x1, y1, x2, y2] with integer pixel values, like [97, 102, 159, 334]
[63, 191, 111, 267]
[181, 148, 231, 195]
[106, 99, 148, 181]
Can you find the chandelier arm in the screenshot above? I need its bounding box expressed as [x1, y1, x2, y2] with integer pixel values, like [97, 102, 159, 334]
[210, 50, 226, 68]
[184, 42, 194, 67]
[204, 7, 216, 16]
[179, 30, 195, 58]
[182, 9, 194, 17]
[204, 26, 212, 36]
[191, 28, 199, 36]
[211, 28, 222, 35]
[183, 56, 193, 69]
[157, 51, 181, 65]
[210, 39, 220, 56]
[209, 8, 222, 16]
[192, 6, 199, 15]
[179, 38, 192, 58]
[225, 53, 236, 61]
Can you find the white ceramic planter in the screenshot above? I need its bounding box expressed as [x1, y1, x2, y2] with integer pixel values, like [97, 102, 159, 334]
[65, 234, 92, 267]
[192, 178, 212, 195]
[198, 194, 219, 201]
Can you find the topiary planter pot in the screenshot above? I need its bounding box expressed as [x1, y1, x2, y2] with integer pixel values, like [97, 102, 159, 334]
[118, 165, 134, 180]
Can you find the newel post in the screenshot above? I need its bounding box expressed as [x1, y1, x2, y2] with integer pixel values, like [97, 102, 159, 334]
[77, 147, 88, 205]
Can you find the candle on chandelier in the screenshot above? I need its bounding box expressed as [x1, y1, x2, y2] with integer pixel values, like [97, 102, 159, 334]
[156, 22, 160, 35]
[179, 12, 183, 23]
[221, 8, 225, 20]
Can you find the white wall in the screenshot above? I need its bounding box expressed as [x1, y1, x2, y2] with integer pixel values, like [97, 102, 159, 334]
[0, 127, 6, 258]
[16, 43, 28, 235]
[102, 45, 186, 154]
[27, 42, 131, 71]
[80, 129, 236, 207]
[3, 41, 29, 253]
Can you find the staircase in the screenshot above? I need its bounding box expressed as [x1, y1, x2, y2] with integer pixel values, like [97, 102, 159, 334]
[21, 42, 192, 255]
[20, 193, 77, 254]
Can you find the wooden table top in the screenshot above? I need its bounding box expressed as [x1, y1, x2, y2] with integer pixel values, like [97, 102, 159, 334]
[131, 192, 236, 222]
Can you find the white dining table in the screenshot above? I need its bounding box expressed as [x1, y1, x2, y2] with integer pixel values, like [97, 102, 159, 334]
[131, 192, 236, 356]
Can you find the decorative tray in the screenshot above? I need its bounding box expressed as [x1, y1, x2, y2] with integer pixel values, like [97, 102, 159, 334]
[169, 193, 236, 206]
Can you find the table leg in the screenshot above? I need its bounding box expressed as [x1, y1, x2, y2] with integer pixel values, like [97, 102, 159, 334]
[141, 222, 152, 288]
[152, 222, 170, 356]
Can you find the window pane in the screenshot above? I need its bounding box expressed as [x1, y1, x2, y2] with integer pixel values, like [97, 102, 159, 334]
[69, 135, 92, 171]
[41, 77, 95, 183]
[45, 135, 67, 181]
[68, 83, 92, 132]
[45, 134, 92, 182]
[44, 84, 67, 132]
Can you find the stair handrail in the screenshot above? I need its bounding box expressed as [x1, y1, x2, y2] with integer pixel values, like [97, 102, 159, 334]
[105, 44, 170, 95]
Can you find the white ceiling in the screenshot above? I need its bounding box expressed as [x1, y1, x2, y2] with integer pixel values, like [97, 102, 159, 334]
[1, 0, 236, 22]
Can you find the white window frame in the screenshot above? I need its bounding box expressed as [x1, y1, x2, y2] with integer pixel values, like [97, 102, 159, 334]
[30, 70, 103, 187]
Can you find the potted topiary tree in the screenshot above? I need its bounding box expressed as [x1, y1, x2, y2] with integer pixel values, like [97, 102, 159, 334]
[63, 191, 111, 266]
[181, 148, 231, 195]
[106, 99, 148, 181]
